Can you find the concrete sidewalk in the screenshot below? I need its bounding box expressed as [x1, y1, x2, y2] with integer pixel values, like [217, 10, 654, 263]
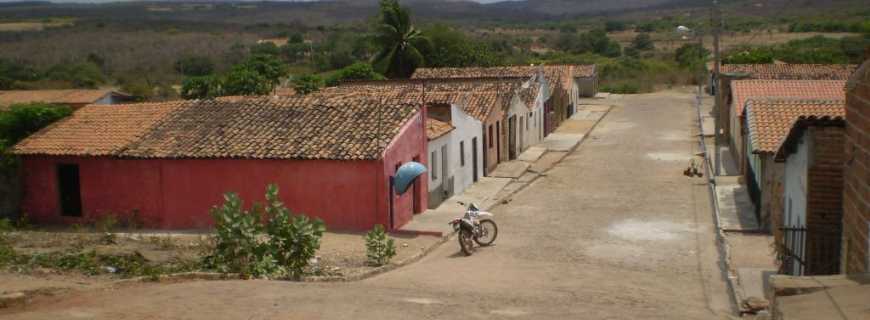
[398, 103, 612, 237]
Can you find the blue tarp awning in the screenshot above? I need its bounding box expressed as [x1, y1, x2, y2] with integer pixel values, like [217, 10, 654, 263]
[394, 162, 426, 194]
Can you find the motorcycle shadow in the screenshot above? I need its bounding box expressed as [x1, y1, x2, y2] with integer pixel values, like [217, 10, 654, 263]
[446, 245, 496, 259]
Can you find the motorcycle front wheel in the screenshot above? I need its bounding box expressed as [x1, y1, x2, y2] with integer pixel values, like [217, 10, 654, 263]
[458, 229, 475, 256]
[474, 219, 498, 246]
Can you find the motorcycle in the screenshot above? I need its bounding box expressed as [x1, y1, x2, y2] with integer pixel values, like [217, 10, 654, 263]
[449, 201, 498, 256]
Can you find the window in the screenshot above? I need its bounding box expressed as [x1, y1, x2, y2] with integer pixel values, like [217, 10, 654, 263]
[460, 141, 465, 167]
[430, 151, 438, 180]
[488, 125, 493, 148]
[57, 164, 82, 217]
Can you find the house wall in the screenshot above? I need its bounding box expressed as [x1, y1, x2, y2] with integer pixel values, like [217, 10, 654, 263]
[576, 76, 598, 98]
[484, 104, 505, 174]
[731, 102, 747, 174]
[783, 132, 810, 275]
[18, 110, 427, 231]
[506, 95, 531, 159]
[446, 105, 484, 196]
[381, 109, 428, 229]
[525, 88, 545, 148]
[761, 157, 784, 230]
[843, 63, 870, 274]
[804, 126, 845, 275]
[19, 156, 382, 230]
[427, 133, 451, 209]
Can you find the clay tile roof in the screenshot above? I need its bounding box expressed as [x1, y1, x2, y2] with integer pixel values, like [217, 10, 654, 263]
[426, 117, 454, 141]
[0, 89, 124, 110]
[573, 65, 597, 78]
[731, 80, 846, 116]
[745, 99, 846, 154]
[312, 79, 523, 121]
[720, 64, 857, 80]
[410, 65, 580, 91]
[13, 96, 420, 161]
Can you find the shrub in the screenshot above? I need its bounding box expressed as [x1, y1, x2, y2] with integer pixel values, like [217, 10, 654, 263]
[601, 82, 640, 94]
[180, 76, 222, 100]
[264, 184, 325, 278]
[206, 184, 325, 279]
[174, 55, 215, 77]
[365, 225, 396, 266]
[324, 62, 385, 87]
[293, 74, 323, 95]
[207, 192, 264, 276]
[0, 103, 73, 146]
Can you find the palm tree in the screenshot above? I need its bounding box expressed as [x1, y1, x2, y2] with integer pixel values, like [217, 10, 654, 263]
[372, 0, 429, 78]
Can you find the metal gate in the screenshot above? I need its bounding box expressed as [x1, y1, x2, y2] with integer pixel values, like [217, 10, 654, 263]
[779, 226, 807, 276]
[779, 225, 841, 276]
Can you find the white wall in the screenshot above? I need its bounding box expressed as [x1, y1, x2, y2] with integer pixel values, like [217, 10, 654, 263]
[783, 130, 810, 275]
[427, 104, 484, 203]
[427, 132, 450, 191]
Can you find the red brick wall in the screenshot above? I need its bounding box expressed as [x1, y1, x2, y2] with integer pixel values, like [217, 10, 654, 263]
[805, 126, 846, 275]
[843, 62, 870, 274]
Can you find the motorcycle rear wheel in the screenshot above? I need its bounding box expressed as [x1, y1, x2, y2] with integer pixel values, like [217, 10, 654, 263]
[458, 229, 475, 256]
[474, 219, 498, 246]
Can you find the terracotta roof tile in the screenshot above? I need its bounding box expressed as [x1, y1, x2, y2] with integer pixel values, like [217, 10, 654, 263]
[312, 79, 522, 121]
[410, 65, 581, 92]
[0, 89, 124, 109]
[426, 117, 454, 140]
[745, 99, 845, 154]
[721, 64, 856, 80]
[731, 80, 846, 116]
[573, 65, 597, 78]
[13, 96, 420, 160]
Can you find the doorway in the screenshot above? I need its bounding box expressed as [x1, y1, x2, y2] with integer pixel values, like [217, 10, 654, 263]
[57, 164, 82, 217]
[472, 137, 479, 182]
[508, 115, 517, 159]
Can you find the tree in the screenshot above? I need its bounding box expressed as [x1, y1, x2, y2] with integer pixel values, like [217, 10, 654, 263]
[675, 43, 711, 69]
[181, 76, 222, 100]
[45, 62, 105, 88]
[250, 42, 282, 57]
[223, 67, 271, 96]
[421, 24, 501, 69]
[293, 74, 323, 95]
[557, 29, 622, 58]
[174, 55, 215, 77]
[325, 62, 385, 86]
[288, 33, 305, 44]
[0, 103, 72, 147]
[238, 54, 289, 89]
[372, 0, 430, 78]
[631, 33, 655, 51]
[605, 21, 627, 32]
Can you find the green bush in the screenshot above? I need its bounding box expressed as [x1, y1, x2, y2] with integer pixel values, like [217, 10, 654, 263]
[365, 224, 396, 266]
[0, 103, 73, 147]
[324, 62, 385, 87]
[293, 74, 323, 95]
[264, 185, 325, 279]
[180, 76, 222, 100]
[206, 184, 325, 279]
[600, 82, 640, 94]
[207, 192, 264, 276]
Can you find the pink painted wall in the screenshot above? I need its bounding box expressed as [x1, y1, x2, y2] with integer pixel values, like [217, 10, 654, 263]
[381, 107, 428, 229]
[18, 110, 428, 231]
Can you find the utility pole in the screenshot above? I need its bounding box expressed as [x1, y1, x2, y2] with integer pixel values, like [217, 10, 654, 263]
[712, 0, 722, 176]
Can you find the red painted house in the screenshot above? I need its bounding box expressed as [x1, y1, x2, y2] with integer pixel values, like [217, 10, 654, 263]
[12, 96, 428, 231]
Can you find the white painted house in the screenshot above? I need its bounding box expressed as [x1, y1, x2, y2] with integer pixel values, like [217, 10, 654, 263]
[427, 104, 485, 209]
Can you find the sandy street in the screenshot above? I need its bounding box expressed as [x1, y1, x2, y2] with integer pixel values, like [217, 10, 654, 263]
[2, 90, 734, 319]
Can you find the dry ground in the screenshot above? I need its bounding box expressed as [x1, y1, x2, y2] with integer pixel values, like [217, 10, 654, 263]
[1, 89, 735, 319]
[0, 230, 440, 296]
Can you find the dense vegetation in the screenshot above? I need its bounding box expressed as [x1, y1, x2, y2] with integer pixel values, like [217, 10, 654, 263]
[0, 0, 866, 99]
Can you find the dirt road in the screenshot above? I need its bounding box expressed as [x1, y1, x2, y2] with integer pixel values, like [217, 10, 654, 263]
[3, 90, 734, 319]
